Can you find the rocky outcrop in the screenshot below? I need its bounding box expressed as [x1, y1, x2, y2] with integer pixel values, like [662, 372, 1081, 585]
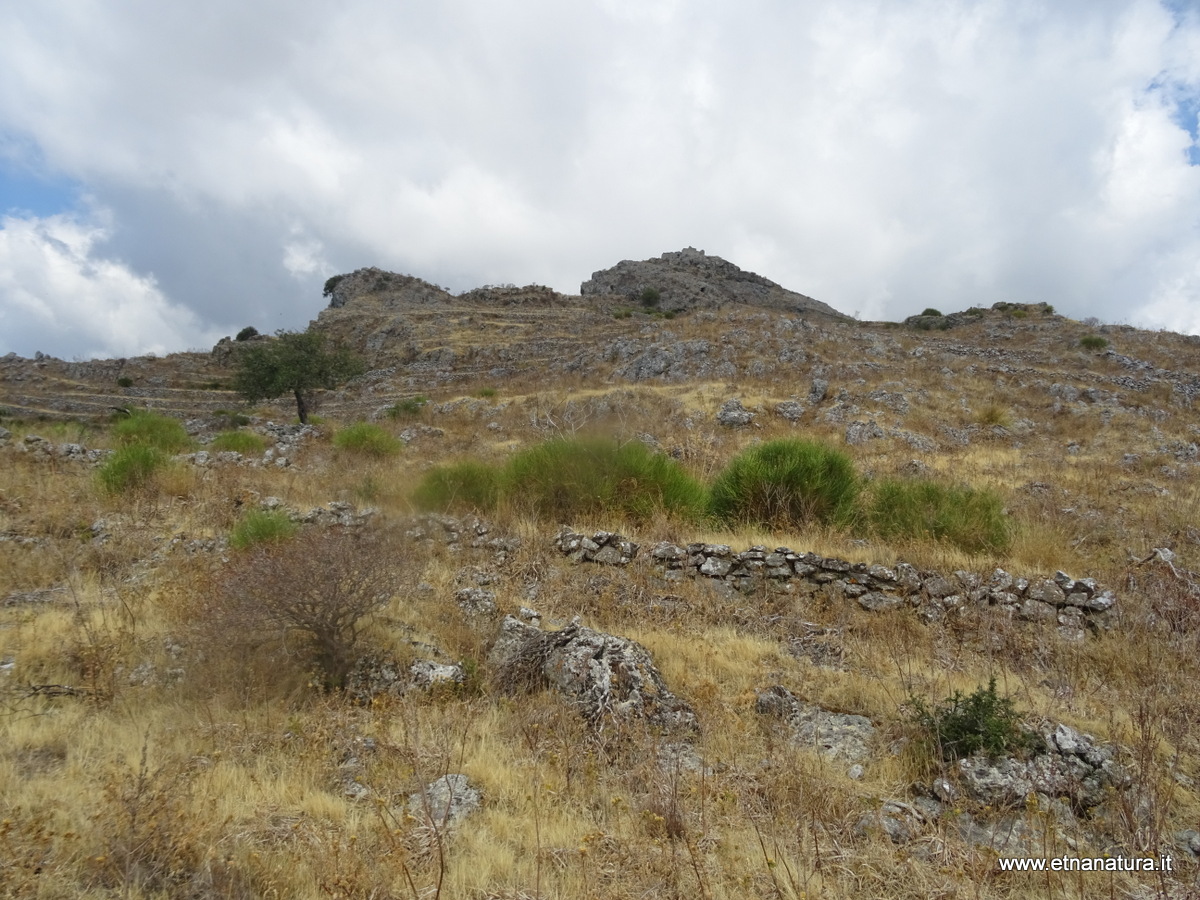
[756, 685, 876, 763]
[488, 615, 697, 735]
[581, 247, 847, 318]
[955, 722, 1125, 811]
[324, 268, 451, 310]
[716, 398, 755, 427]
[904, 301, 1057, 332]
[346, 654, 465, 703]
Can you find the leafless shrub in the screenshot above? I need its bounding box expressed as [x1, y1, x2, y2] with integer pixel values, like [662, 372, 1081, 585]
[200, 528, 403, 689]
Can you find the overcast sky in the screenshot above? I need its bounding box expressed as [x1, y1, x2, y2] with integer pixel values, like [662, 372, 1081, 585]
[1, 0, 1199, 359]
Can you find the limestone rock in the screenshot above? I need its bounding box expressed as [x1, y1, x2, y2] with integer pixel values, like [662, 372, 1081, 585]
[775, 400, 806, 421]
[956, 722, 1124, 811]
[408, 774, 481, 828]
[845, 420, 884, 445]
[554, 528, 638, 565]
[410, 659, 466, 689]
[755, 686, 875, 762]
[489, 616, 697, 735]
[581, 247, 846, 317]
[716, 398, 754, 427]
[455, 588, 497, 617]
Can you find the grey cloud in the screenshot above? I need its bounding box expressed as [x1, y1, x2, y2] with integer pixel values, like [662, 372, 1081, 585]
[1, 0, 1199, 356]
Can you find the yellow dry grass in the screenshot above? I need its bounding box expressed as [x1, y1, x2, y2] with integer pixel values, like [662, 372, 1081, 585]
[1, 305, 1198, 898]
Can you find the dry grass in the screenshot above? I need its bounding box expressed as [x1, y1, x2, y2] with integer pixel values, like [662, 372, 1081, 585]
[1, 305, 1199, 898]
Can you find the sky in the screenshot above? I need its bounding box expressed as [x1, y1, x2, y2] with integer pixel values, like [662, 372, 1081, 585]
[1, 0, 1199, 360]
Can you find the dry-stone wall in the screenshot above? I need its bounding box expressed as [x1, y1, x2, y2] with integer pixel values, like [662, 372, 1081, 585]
[554, 528, 1116, 639]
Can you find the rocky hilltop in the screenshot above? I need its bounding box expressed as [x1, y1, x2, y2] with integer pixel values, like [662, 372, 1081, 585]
[311, 248, 847, 373]
[581, 246, 847, 318]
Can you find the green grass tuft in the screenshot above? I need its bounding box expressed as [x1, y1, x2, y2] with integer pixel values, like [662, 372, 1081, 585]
[413, 460, 503, 513]
[385, 396, 428, 419]
[414, 438, 707, 524]
[868, 478, 1010, 554]
[229, 509, 298, 550]
[209, 430, 269, 454]
[708, 439, 859, 530]
[1079, 335, 1109, 351]
[502, 438, 708, 524]
[332, 423, 401, 457]
[111, 410, 193, 453]
[96, 445, 171, 494]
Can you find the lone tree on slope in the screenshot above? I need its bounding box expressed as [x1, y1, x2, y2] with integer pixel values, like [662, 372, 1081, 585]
[233, 329, 364, 424]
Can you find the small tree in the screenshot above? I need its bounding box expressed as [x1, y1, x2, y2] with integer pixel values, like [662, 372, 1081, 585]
[323, 274, 346, 300]
[232, 329, 364, 424]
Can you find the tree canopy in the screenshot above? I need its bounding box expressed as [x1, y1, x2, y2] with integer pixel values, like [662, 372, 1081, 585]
[232, 330, 364, 424]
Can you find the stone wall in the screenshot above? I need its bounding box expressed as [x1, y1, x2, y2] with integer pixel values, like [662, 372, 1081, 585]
[554, 528, 1115, 640]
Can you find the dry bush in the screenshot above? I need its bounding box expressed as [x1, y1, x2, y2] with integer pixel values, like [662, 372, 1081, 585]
[194, 527, 404, 689]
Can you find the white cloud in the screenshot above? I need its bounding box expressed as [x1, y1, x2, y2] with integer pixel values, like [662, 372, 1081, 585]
[1, 0, 1199, 356]
[0, 212, 223, 358]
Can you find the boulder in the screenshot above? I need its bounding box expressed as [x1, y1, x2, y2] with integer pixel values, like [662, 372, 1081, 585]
[775, 400, 806, 421]
[716, 398, 755, 427]
[489, 616, 697, 735]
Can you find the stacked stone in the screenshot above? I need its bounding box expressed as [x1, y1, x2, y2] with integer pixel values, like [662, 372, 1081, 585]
[633, 541, 1116, 637]
[554, 527, 639, 565]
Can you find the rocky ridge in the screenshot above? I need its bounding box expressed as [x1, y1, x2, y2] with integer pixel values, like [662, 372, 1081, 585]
[581, 247, 847, 318]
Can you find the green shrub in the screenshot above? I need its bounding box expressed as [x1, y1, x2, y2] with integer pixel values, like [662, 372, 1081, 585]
[229, 509, 298, 550]
[96, 445, 170, 494]
[476, 387, 498, 399]
[386, 396, 428, 419]
[921, 307, 943, 317]
[504, 438, 708, 524]
[613, 308, 632, 319]
[911, 678, 1037, 762]
[235, 326, 259, 341]
[640, 287, 662, 308]
[868, 478, 1010, 553]
[413, 460, 503, 513]
[332, 423, 401, 457]
[708, 439, 859, 530]
[914, 317, 951, 331]
[111, 410, 193, 453]
[1079, 335, 1109, 351]
[209, 430, 268, 454]
[116, 376, 134, 388]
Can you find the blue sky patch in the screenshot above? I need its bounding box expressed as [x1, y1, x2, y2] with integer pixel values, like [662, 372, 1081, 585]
[1174, 93, 1200, 166]
[0, 164, 80, 218]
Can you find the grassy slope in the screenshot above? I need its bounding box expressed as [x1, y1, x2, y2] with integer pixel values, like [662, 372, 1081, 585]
[1, 305, 1199, 898]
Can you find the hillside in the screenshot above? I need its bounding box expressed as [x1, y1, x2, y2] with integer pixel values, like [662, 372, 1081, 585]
[1, 250, 1199, 899]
